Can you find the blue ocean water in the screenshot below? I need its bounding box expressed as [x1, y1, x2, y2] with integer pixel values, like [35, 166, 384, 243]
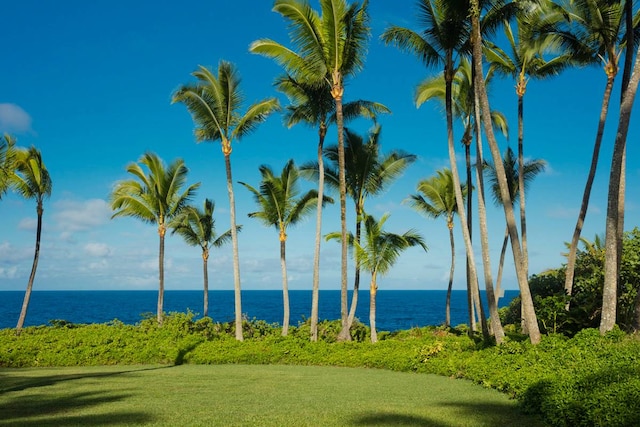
[0, 290, 518, 332]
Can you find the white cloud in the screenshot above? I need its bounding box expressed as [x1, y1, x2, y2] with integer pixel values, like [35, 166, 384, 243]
[53, 198, 111, 233]
[0, 103, 33, 133]
[84, 242, 113, 257]
[18, 217, 37, 231]
[0, 265, 18, 279]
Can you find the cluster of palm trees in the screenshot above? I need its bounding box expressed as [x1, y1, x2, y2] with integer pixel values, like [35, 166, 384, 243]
[7, 1, 640, 345]
[1, 134, 52, 335]
[112, 0, 640, 345]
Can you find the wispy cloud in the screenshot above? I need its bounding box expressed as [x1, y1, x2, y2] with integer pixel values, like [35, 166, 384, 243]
[0, 103, 33, 134]
[84, 242, 113, 257]
[53, 198, 111, 233]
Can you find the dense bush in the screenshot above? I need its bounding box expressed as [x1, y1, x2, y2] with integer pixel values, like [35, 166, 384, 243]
[2, 313, 640, 426]
[501, 228, 640, 335]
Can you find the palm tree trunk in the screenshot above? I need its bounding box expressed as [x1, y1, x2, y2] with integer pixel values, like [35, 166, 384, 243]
[224, 151, 243, 341]
[344, 213, 363, 333]
[370, 274, 378, 343]
[203, 250, 209, 318]
[158, 224, 165, 326]
[474, 92, 504, 344]
[495, 227, 509, 305]
[444, 50, 488, 340]
[469, 1, 540, 344]
[446, 220, 455, 327]
[600, 46, 640, 334]
[564, 77, 615, 307]
[465, 142, 484, 332]
[310, 125, 327, 342]
[517, 93, 528, 276]
[16, 207, 43, 334]
[280, 235, 290, 336]
[333, 81, 351, 342]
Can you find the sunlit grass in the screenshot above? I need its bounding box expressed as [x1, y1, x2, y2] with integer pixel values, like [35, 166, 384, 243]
[0, 364, 544, 426]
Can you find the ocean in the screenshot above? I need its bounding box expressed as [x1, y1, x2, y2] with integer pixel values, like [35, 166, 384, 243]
[1, 290, 518, 332]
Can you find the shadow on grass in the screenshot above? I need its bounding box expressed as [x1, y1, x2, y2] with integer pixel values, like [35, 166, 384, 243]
[353, 401, 545, 427]
[0, 366, 171, 426]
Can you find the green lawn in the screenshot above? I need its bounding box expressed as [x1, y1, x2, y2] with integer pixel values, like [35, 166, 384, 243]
[0, 364, 544, 426]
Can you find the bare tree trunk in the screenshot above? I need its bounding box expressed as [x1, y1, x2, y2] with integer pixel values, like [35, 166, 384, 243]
[601, 45, 640, 334]
[333, 81, 351, 342]
[446, 220, 455, 327]
[16, 207, 43, 335]
[474, 88, 504, 344]
[495, 227, 509, 305]
[370, 274, 378, 343]
[469, 0, 540, 344]
[157, 224, 165, 326]
[203, 250, 209, 317]
[344, 213, 363, 333]
[517, 93, 528, 276]
[310, 125, 327, 342]
[564, 77, 615, 308]
[224, 150, 243, 341]
[280, 236, 290, 336]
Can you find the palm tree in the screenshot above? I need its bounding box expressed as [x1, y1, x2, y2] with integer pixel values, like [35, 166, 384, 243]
[0, 134, 17, 199]
[485, 6, 573, 279]
[483, 147, 546, 304]
[468, 0, 541, 344]
[329, 213, 427, 343]
[239, 160, 332, 336]
[250, 0, 371, 338]
[274, 75, 389, 341]
[172, 61, 280, 341]
[538, 0, 627, 307]
[319, 125, 416, 339]
[382, 0, 492, 339]
[110, 152, 199, 325]
[13, 147, 52, 334]
[170, 199, 236, 318]
[415, 56, 508, 333]
[406, 168, 465, 327]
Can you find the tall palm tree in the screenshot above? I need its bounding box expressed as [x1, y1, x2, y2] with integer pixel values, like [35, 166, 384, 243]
[538, 0, 627, 306]
[170, 199, 235, 318]
[318, 125, 416, 338]
[406, 168, 466, 327]
[239, 160, 332, 336]
[406, 168, 468, 326]
[468, 0, 541, 344]
[415, 56, 508, 333]
[274, 75, 389, 341]
[0, 134, 17, 199]
[485, 7, 573, 280]
[250, 0, 371, 338]
[382, 0, 492, 339]
[13, 147, 52, 334]
[172, 61, 280, 341]
[329, 213, 426, 343]
[110, 152, 199, 325]
[483, 147, 546, 304]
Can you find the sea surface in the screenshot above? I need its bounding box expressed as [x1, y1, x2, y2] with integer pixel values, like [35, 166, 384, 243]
[0, 290, 518, 332]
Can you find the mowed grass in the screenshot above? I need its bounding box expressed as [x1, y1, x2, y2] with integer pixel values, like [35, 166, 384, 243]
[0, 364, 544, 426]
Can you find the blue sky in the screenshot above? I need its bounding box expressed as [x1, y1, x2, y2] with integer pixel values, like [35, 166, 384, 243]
[1, 0, 638, 293]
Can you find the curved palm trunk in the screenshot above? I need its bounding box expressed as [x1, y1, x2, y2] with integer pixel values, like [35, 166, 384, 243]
[334, 82, 351, 342]
[446, 219, 455, 327]
[224, 150, 243, 341]
[16, 205, 43, 334]
[280, 235, 290, 336]
[517, 92, 528, 275]
[344, 209, 363, 333]
[601, 47, 640, 334]
[564, 77, 615, 306]
[495, 227, 509, 304]
[157, 224, 165, 325]
[470, 2, 539, 344]
[444, 51, 488, 340]
[310, 125, 327, 342]
[202, 250, 209, 318]
[369, 272, 378, 343]
[474, 94, 504, 344]
[464, 141, 483, 331]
